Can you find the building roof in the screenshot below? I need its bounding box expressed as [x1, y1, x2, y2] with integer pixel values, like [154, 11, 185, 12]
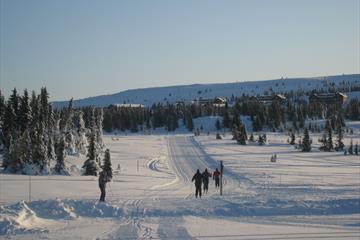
[112, 103, 145, 108]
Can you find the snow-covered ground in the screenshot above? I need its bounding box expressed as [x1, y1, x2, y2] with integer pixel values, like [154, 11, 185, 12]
[1, 124, 360, 239]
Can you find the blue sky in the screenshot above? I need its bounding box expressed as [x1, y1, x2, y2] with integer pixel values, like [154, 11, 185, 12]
[1, 0, 359, 101]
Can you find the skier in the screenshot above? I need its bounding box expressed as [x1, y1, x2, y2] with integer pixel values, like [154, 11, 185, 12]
[98, 171, 108, 202]
[192, 169, 203, 198]
[202, 168, 212, 194]
[213, 168, 221, 188]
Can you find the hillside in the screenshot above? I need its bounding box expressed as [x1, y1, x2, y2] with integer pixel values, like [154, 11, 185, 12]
[52, 74, 360, 108]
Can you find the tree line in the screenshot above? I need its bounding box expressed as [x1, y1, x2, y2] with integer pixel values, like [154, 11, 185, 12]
[0, 88, 110, 176]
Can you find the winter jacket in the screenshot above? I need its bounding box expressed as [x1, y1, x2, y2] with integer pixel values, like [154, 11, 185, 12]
[213, 170, 220, 180]
[192, 171, 203, 186]
[202, 171, 212, 184]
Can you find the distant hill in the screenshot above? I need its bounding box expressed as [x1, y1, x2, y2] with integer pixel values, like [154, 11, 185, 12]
[52, 74, 360, 108]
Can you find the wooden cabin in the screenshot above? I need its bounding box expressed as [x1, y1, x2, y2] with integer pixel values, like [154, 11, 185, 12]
[309, 92, 347, 105]
[249, 94, 286, 104]
[111, 103, 145, 108]
[193, 97, 227, 106]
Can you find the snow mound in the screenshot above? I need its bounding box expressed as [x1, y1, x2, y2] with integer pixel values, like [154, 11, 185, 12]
[0, 199, 124, 235]
[0, 201, 48, 235]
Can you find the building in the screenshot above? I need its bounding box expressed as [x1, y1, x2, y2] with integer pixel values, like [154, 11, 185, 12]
[110, 103, 145, 108]
[249, 94, 286, 104]
[193, 97, 227, 106]
[309, 92, 347, 105]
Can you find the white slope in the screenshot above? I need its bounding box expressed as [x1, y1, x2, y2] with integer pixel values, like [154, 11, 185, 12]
[1, 124, 360, 239]
[52, 74, 360, 108]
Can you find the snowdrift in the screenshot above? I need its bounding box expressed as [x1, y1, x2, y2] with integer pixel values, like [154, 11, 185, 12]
[0, 199, 123, 235]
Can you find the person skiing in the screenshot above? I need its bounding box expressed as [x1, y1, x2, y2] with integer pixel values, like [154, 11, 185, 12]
[98, 171, 108, 202]
[192, 169, 203, 198]
[202, 168, 212, 194]
[213, 168, 221, 188]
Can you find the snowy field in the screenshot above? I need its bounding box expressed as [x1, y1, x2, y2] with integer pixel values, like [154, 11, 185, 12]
[1, 124, 360, 239]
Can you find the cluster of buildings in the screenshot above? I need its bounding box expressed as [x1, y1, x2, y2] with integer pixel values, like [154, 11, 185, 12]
[110, 92, 348, 108]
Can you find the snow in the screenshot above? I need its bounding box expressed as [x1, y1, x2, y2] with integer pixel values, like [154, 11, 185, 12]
[52, 74, 360, 108]
[0, 121, 360, 239]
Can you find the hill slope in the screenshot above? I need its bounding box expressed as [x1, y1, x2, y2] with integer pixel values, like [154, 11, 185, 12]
[52, 74, 360, 108]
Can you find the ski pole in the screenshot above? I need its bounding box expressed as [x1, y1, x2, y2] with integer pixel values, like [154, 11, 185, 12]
[108, 182, 114, 199]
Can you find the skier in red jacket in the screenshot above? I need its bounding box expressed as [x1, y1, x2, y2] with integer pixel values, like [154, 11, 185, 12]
[213, 168, 221, 188]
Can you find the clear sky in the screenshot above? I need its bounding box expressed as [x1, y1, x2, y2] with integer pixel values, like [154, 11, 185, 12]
[1, 0, 359, 101]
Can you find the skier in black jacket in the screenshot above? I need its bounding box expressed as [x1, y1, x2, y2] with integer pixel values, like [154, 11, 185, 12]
[192, 169, 203, 198]
[202, 168, 212, 194]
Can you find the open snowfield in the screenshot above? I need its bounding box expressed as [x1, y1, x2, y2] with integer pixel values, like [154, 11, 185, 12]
[1, 124, 360, 239]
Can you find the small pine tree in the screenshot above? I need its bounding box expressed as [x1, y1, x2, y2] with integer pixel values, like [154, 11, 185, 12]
[319, 133, 328, 151]
[249, 133, 254, 142]
[19, 89, 31, 132]
[83, 126, 99, 176]
[102, 149, 112, 180]
[236, 124, 247, 145]
[326, 120, 333, 151]
[32, 124, 49, 173]
[335, 123, 344, 151]
[258, 135, 265, 145]
[222, 102, 230, 128]
[301, 128, 311, 152]
[87, 129, 96, 161]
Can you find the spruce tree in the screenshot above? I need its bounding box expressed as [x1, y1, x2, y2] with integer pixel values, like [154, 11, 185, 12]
[222, 102, 230, 128]
[236, 124, 247, 145]
[19, 89, 32, 132]
[87, 128, 96, 161]
[0, 90, 5, 122]
[232, 111, 240, 129]
[6, 135, 19, 172]
[326, 127, 333, 151]
[335, 123, 344, 151]
[102, 149, 112, 180]
[258, 135, 265, 145]
[83, 113, 99, 175]
[9, 88, 20, 127]
[95, 108, 104, 142]
[2, 134, 12, 170]
[3, 101, 16, 146]
[319, 133, 328, 151]
[321, 120, 333, 151]
[54, 135, 67, 174]
[18, 129, 31, 167]
[301, 128, 311, 152]
[249, 133, 254, 142]
[46, 106, 55, 160]
[185, 112, 194, 131]
[32, 124, 48, 173]
[74, 111, 88, 155]
[39, 87, 50, 128]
